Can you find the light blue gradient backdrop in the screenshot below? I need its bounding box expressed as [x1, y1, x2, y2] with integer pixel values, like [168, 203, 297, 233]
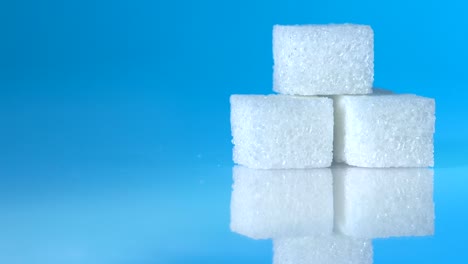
[0, 0, 467, 263]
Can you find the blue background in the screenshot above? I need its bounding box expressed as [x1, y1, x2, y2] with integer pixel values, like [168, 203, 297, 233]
[0, 0, 467, 263]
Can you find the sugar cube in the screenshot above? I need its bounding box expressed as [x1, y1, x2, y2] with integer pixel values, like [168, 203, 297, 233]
[230, 95, 333, 169]
[273, 24, 374, 95]
[333, 93, 435, 167]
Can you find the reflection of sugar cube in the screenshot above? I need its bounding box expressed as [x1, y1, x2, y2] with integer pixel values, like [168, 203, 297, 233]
[230, 166, 333, 239]
[333, 166, 434, 238]
[230, 95, 333, 169]
[273, 236, 373, 264]
[333, 94, 435, 167]
[273, 24, 374, 95]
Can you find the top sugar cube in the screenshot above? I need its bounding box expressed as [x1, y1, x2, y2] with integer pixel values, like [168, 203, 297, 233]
[273, 24, 374, 95]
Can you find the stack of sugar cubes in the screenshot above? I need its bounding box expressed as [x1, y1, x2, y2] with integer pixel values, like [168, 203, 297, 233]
[230, 24, 435, 264]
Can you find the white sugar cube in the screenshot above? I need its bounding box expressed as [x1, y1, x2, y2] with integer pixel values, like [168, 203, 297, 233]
[230, 95, 333, 169]
[230, 166, 333, 239]
[333, 166, 434, 238]
[273, 236, 373, 264]
[273, 24, 374, 95]
[333, 93, 435, 167]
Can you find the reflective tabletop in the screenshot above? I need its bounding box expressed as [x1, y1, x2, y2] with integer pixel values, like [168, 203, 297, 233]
[1, 164, 467, 263]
